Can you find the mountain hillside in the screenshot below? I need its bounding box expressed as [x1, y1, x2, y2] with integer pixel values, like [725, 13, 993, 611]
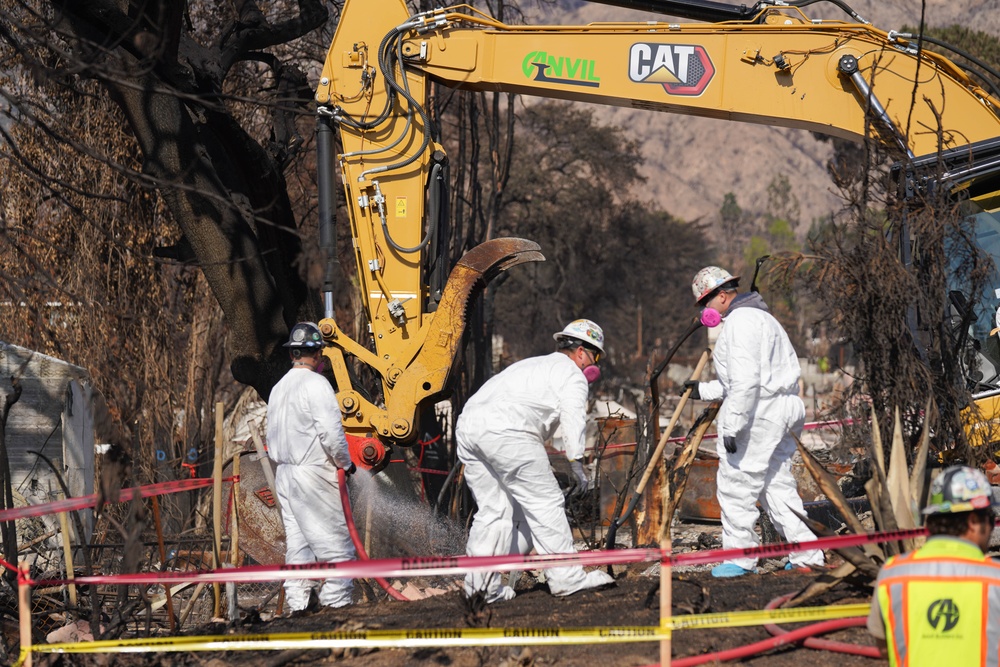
[523, 0, 1000, 228]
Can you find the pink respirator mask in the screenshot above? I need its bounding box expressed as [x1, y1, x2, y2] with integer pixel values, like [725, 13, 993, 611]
[700, 307, 722, 328]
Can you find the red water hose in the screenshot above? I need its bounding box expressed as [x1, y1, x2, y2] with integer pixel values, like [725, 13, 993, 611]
[338, 468, 410, 601]
[651, 593, 879, 666]
[764, 593, 880, 658]
[668, 617, 870, 666]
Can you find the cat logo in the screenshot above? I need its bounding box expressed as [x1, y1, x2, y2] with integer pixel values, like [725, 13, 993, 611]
[927, 599, 960, 632]
[628, 43, 715, 96]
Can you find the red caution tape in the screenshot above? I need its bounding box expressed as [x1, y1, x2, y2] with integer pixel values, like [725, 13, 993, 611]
[30, 526, 927, 589]
[670, 526, 923, 567]
[0, 477, 232, 522]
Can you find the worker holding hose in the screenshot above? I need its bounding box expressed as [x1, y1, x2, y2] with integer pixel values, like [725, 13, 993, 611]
[686, 266, 823, 577]
[456, 319, 615, 603]
[266, 322, 357, 613]
[867, 465, 1000, 666]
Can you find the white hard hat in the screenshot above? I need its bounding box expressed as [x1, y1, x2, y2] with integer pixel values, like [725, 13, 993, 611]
[922, 466, 998, 515]
[692, 266, 740, 304]
[553, 319, 605, 353]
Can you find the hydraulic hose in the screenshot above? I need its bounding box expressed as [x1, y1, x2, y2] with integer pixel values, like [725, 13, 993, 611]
[891, 32, 1000, 101]
[787, 0, 868, 24]
[337, 468, 410, 601]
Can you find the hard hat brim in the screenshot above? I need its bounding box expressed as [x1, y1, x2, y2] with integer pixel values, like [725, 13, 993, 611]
[921, 494, 995, 515]
[553, 332, 605, 353]
[695, 276, 740, 304]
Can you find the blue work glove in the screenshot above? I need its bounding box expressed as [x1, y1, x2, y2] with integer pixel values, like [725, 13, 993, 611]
[723, 436, 737, 455]
[569, 459, 589, 497]
[681, 380, 701, 400]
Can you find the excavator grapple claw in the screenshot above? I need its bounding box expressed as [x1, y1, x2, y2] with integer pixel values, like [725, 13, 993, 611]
[386, 238, 544, 440]
[456, 237, 545, 281]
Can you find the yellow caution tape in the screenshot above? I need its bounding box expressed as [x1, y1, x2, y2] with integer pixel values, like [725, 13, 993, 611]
[14, 603, 870, 664]
[666, 603, 868, 630]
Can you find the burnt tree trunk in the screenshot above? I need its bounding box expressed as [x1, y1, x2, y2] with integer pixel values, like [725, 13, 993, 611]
[50, 0, 329, 400]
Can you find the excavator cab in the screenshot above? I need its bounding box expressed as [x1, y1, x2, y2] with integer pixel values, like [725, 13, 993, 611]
[959, 204, 1000, 396]
[946, 288, 1000, 394]
[900, 139, 1000, 429]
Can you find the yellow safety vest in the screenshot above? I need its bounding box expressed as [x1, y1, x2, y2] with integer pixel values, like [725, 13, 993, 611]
[875, 537, 1000, 667]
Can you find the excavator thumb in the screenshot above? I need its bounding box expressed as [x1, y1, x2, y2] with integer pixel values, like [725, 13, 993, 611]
[382, 238, 544, 441]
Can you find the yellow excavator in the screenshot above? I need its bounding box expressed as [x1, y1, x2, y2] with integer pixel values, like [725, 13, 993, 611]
[313, 0, 1000, 470]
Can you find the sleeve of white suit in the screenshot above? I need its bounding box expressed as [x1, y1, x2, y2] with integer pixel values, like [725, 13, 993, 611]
[719, 324, 761, 437]
[558, 370, 590, 461]
[698, 380, 725, 402]
[309, 380, 353, 469]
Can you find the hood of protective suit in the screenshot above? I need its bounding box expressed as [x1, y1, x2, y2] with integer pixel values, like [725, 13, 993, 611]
[725, 291, 769, 315]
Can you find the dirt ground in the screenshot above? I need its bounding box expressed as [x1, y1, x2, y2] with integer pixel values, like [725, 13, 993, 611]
[31, 563, 884, 667]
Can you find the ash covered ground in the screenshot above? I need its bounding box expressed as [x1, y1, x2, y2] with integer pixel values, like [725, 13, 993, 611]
[28, 516, 887, 667]
[31, 565, 882, 667]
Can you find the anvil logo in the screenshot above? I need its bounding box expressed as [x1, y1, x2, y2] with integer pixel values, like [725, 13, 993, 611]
[522, 51, 601, 88]
[628, 43, 715, 96]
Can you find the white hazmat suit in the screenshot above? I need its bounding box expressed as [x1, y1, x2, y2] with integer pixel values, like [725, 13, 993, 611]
[457, 352, 614, 602]
[698, 292, 823, 571]
[266, 367, 356, 609]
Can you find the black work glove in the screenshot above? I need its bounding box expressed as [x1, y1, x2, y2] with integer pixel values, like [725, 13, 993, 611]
[723, 436, 737, 455]
[681, 380, 701, 400]
[343, 462, 357, 475]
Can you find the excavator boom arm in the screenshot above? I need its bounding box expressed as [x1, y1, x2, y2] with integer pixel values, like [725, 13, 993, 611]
[315, 0, 1000, 462]
[319, 4, 1000, 156]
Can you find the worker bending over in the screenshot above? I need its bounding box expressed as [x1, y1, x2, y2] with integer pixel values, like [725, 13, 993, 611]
[868, 465, 1000, 666]
[266, 322, 356, 612]
[457, 319, 615, 603]
[686, 267, 823, 577]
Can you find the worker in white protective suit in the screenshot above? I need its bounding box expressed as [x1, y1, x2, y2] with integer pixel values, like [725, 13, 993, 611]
[685, 267, 824, 577]
[266, 322, 357, 611]
[456, 319, 615, 603]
